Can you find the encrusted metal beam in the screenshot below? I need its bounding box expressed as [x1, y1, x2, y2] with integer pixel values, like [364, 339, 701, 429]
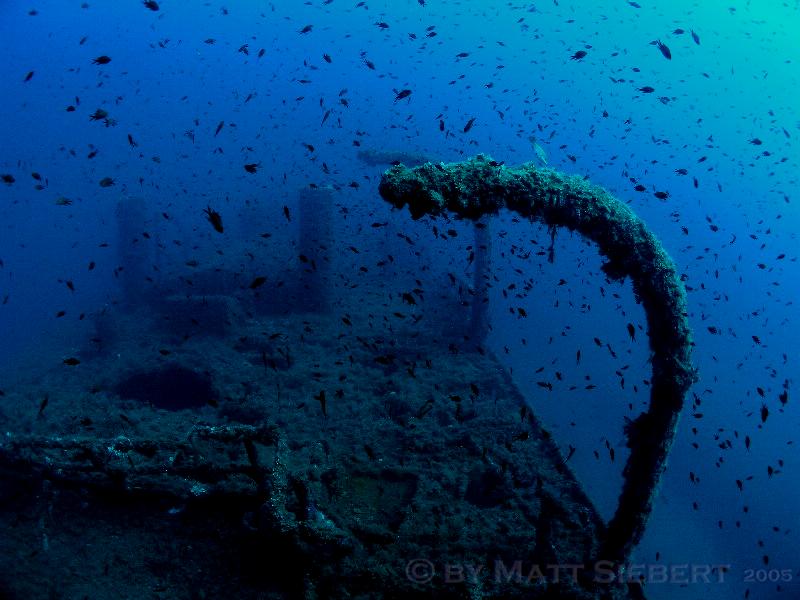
[378, 154, 696, 564]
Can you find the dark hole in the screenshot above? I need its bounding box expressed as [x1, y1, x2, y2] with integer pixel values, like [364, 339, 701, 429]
[114, 365, 216, 411]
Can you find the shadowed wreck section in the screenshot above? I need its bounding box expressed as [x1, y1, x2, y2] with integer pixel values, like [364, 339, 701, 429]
[378, 154, 696, 566]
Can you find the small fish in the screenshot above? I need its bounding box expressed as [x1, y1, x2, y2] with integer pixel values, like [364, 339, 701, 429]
[638, 86, 655, 93]
[143, 0, 159, 10]
[23, 71, 34, 82]
[655, 40, 671, 60]
[394, 89, 412, 102]
[92, 55, 112, 65]
[463, 117, 476, 133]
[565, 445, 576, 462]
[401, 292, 417, 305]
[244, 163, 259, 173]
[63, 357, 81, 366]
[299, 24, 313, 34]
[203, 206, 224, 233]
[691, 30, 700, 45]
[570, 50, 587, 60]
[282, 205, 291, 221]
[314, 390, 327, 416]
[214, 121, 224, 136]
[249, 276, 267, 289]
[627, 323, 636, 341]
[99, 177, 115, 187]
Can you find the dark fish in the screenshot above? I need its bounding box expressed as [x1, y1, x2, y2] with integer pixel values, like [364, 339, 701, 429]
[99, 177, 115, 187]
[244, 163, 259, 173]
[394, 89, 412, 102]
[203, 206, 224, 233]
[38, 394, 49, 415]
[214, 121, 224, 136]
[1, 174, 14, 185]
[143, 0, 159, 10]
[627, 323, 636, 341]
[463, 117, 476, 133]
[314, 390, 327, 416]
[92, 55, 111, 65]
[63, 357, 81, 366]
[401, 292, 417, 305]
[638, 86, 655, 93]
[249, 276, 267, 289]
[691, 30, 700, 45]
[299, 24, 313, 34]
[571, 50, 587, 60]
[655, 40, 671, 60]
[23, 71, 34, 82]
[282, 205, 291, 221]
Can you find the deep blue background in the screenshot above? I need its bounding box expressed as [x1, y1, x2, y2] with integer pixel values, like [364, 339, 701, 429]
[1, 2, 798, 599]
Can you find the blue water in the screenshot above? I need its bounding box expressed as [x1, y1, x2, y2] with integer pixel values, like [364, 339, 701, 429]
[1, 1, 798, 599]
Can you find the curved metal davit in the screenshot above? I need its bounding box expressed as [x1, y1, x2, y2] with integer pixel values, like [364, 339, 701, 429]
[378, 155, 696, 565]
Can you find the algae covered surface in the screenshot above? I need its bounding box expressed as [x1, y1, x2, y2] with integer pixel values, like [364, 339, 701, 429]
[0, 287, 638, 599]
